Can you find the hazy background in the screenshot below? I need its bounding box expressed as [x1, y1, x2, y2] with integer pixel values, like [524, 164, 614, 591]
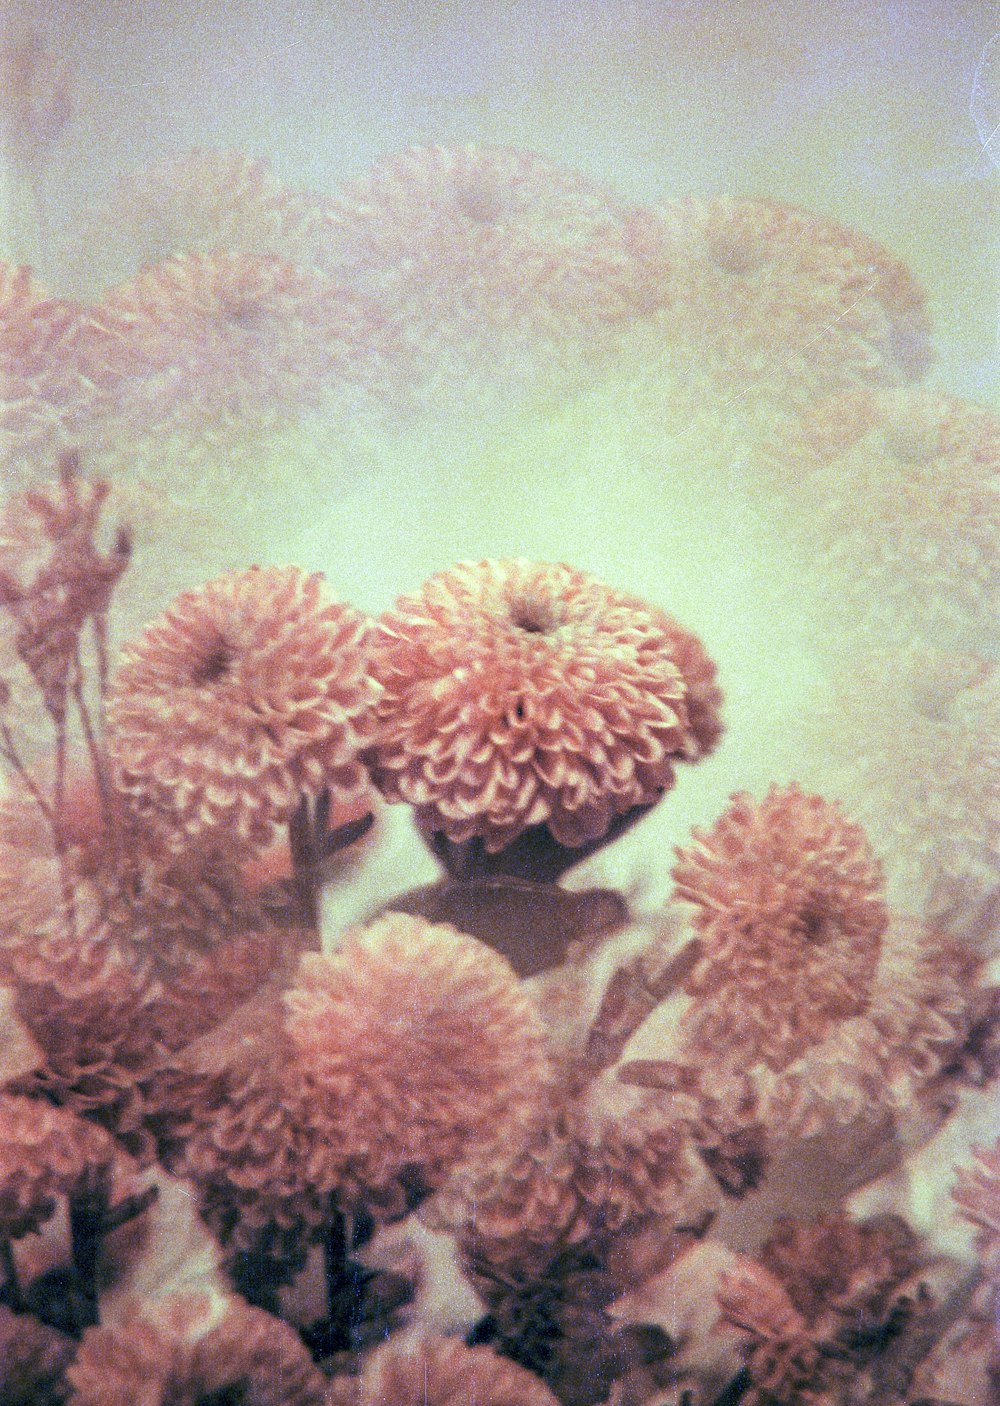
[7, 0, 998, 401]
[2, 0, 997, 926]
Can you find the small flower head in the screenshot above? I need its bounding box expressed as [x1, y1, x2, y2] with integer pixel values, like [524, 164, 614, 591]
[108, 565, 376, 855]
[283, 913, 552, 1212]
[672, 783, 888, 1070]
[366, 559, 722, 854]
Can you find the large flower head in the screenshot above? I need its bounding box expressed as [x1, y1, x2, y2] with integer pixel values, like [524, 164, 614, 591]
[0, 1092, 118, 1238]
[67, 1294, 327, 1406]
[366, 559, 722, 854]
[107, 565, 376, 855]
[327, 1333, 560, 1406]
[65, 148, 338, 298]
[672, 783, 888, 1070]
[283, 913, 553, 1212]
[325, 144, 638, 408]
[752, 387, 1000, 652]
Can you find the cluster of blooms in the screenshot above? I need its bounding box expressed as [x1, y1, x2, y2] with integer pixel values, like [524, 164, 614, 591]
[0, 137, 996, 1406]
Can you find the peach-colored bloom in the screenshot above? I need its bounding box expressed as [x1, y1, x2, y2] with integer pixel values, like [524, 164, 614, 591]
[753, 388, 1000, 648]
[150, 1001, 327, 1260]
[79, 249, 400, 466]
[68, 1293, 327, 1406]
[326, 144, 639, 407]
[108, 565, 376, 855]
[621, 198, 930, 418]
[283, 914, 552, 1211]
[718, 1215, 923, 1405]
[0, 1092, 117, 1237]
[786, 648, 999, 938]
[0, 1304, 75, 1405]
[65, 148, 338, 298]
[366, 559, 722, 853]
[672, 783, 888, 1070]
[327, 1332, 560, 1406]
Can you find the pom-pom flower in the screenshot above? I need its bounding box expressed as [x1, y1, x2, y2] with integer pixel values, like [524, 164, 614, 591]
[752, 387, 1000, 650]
[366, 559, 722, 854]
[327, 1332, 561, 1406]
[67, 1293, 327, 1406]
[0, 1304, 75, 1406]
[717, 1214, 924, 1406]
[65, 147, 338, 298]
[0, 1092, 118, 1238]
[672, 783, 888, 1070]
[283, 913, 552, 1212]
[107, 565, 376, 854]
[325, 144, 638, 408]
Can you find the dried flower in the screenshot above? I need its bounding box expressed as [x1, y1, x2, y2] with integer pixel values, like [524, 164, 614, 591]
[0, 1092, 117, 1237]
[0, 263, 85, 475]
[0, 1305, 75, 1406]
[718, 1214, 927, 1405]
[0, 452, 130, 720]
[107, 565, 376, 855]
[366, 559, 722, 854]
[672, 783, 887, 1070]
[327, 1332, 561, 1406]
[67, 1293, 328, 1406]
[283, 914, 552, 1212]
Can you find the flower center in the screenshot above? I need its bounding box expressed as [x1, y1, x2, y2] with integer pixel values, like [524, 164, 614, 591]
[509, 591, 557, 635]
[191, 637, 234, 685]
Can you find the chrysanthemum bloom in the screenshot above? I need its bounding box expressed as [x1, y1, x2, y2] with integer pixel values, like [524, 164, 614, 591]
[765, 914, 986, 1146]
[717, 1214, 924, 1406]
[107, 565, 376, 855]
[327, 1333, 560, 1406]
[77, 249, 403, 500]
[147, 1000, 327, 1263]
[325, 144, 640, 407]
[0, 262, 87, 478]
[429, 1078, 715, 1285]
[953, 1138, 1000, 1248]
[147, 923, 296, 1049]
[67, 1293, 327, 1406]
[366, 560, 722, 856]
[752, 388, 1000, 650]
[785, 648, 999, 936]
[0, 1092, 117, 1237]
[0, 1305, 76, 1406]
[672, 783, 888, 1070]
[283, 914, 552, 1213]
[619, 198, 930, 421]
[65, 148, 338, 298]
